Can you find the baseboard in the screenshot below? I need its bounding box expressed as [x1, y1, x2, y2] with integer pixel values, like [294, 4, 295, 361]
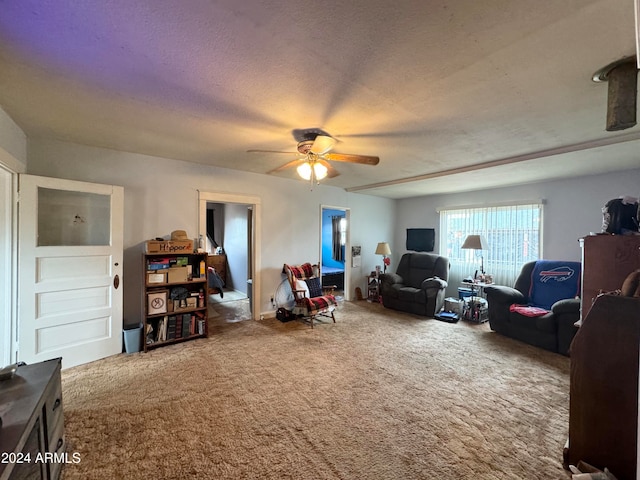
[259, 310, 277, 320]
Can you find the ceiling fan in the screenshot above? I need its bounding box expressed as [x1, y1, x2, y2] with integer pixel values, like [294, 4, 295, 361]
[247, 131, 380, 185]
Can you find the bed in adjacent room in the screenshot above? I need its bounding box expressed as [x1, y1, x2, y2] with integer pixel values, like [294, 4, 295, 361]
[322, 265, 344, 290]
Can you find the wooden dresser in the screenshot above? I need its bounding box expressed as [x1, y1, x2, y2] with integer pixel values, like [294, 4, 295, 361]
[567, 294, 640, 480]
[579, 234, 640, 320]
[207, 254, 227, 293]
[0, 358, 65, 480]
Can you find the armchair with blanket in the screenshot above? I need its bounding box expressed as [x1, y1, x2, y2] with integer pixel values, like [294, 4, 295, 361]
[282, 263, 337, 328]
[484, 260, 582, 355]
[379, 252, 449, 317]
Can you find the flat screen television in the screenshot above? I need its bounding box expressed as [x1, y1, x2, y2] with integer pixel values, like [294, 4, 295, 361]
[406, 228, 435, 252]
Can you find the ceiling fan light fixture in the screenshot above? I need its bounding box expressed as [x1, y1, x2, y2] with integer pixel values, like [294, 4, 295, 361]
[296, 160, 328, 182]
[313, 162, 328, 180]
[296, 162, 313, 180]
[250, 128, 380, 183]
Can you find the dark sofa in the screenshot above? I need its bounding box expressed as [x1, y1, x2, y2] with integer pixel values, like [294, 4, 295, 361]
[379, 252, 449, 317]
[483, 260, 581, 356]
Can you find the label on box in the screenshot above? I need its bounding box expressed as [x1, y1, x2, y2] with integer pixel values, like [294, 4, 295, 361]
[145, 240, 194, 254]
[147, 272, 166, 284]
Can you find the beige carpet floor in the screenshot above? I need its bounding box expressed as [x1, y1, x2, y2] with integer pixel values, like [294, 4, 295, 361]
[60, 301, 571, 480]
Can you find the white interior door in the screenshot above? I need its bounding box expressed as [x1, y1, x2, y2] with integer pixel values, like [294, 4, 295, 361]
[18, 174, 123, 369]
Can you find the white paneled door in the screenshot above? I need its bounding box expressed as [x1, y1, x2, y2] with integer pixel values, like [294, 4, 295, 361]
[18, 175, 123, 369]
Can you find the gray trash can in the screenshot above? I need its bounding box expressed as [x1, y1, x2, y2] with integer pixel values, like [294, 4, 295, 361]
[123, 323, 143, 353]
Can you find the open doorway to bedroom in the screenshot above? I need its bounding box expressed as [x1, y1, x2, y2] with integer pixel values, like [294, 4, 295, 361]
[320, 206, 350, 301]
[198, 191, 261, 325]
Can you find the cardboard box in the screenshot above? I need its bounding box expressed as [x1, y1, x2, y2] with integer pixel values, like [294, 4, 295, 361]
[145, 240, 194, 254]
[167, 266, 189, 283]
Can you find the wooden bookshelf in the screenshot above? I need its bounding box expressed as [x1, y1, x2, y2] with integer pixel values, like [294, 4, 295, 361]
[143, 252, 208, 351]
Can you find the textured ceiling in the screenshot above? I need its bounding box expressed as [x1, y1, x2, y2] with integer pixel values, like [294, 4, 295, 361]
[0, 0, 638, 198]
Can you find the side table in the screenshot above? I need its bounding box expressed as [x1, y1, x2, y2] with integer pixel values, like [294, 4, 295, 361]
[460, 281, 492, 298]
[460, 281, 492, 322]
[367, 275, 381, 302]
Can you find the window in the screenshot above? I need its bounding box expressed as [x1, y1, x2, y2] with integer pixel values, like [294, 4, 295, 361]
[332, 215, 346, 262]
[439, 202, 543, 287]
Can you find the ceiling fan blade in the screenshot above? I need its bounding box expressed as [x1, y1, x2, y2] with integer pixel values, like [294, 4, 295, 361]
[267, 159, 303, 174]
[247, 149, 297, 154]
[324, 153, 380, 165]
[310, 135, 337, 155]
[318, 159, 340, 178]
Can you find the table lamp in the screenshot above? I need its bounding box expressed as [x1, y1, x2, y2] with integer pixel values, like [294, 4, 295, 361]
[461, 234, 488, 276]
[375, 242, 391, 273]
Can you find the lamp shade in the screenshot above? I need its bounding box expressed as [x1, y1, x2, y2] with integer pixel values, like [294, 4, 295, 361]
[375, 242, 391, 256]
[461, 234, 488, 250]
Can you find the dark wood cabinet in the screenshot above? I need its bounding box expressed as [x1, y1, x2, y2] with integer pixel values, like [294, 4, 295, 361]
[0, 358, 65, 480]
[579, 234, 640, 320]
[567, 294, 640, 480]
[567, 234, 640, 479]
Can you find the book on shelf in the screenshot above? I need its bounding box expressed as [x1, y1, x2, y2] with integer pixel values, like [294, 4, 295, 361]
[182, 313, 191, 338]
[156, 316, 168, 342]
[176, 315, 183, 339]
[145, 323, 154, 345]
[147, 258, 171, 270]
[167, 316, 177, 340]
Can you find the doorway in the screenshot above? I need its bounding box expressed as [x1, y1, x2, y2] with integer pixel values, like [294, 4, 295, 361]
[320, 205, 351, 301]
[198, 191, 261, 322]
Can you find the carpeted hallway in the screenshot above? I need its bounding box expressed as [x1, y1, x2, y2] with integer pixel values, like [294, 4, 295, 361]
[60, 300, 571, 480]
[208, 289, 251, 324]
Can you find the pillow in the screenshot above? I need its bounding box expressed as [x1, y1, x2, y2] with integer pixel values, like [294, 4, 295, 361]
[287, 263, 314, 280]
[305, 277, 323, 298]
[295, 279, 309, 298]
[510, 304, 549, 317]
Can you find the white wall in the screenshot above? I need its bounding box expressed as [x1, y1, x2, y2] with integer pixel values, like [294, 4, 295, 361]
[0, 106, 27, 365]
[395, 168, 640, 295]
[0, 106, 27, 173]
[26, 138, 395, 323]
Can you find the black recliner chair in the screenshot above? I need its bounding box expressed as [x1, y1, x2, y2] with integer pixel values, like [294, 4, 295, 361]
[379, 252, 449, 317]
[484, 260, 581, 356]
